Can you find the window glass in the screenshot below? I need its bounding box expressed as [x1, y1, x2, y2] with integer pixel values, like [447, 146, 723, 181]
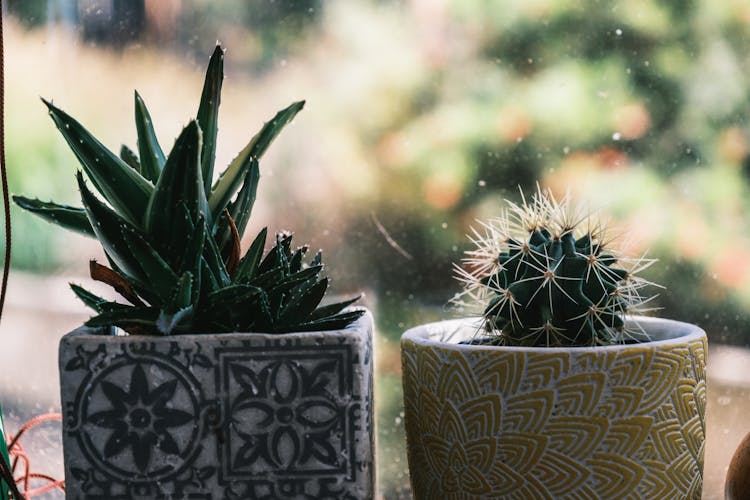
[4, 1, 750, 496]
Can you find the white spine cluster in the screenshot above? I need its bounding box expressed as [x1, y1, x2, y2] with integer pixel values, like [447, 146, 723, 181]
[452, 185, 660, 346]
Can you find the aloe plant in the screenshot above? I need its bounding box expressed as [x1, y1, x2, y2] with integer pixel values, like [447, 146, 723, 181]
[454, 186, 657, 347]
[14, 45, 363, 335]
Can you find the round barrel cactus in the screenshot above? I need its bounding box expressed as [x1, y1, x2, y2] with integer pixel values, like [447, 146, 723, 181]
[454, 187, 657, 347]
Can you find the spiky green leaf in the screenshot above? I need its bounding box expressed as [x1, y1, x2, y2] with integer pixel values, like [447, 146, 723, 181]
[104, 256, 158, 306]
[179, 216, 207, 302]
[310, 250, 322, 267]
[283, 310, 364, 333]
[156, 306, 194, 335]
[200, 257, 221, 297]
[70, 283, 109, 313]
[265, 267, 322, 318]
[309, 296, 362, 321]
[268, 265, 323, 294]
[203, 228, 231, 287]
[122, 225, 178, 301]
[43, 98, 153, 224]
[289, 246, 308, 273]
[134, 91, 166, 182]
[252, 293, 275, 331]
[119, 144, 141, 173]
[197, 45, 224, 192]
[209, 153, 257, 224]
[203, 284, 262, 311]
[77, 172, 145, 281]
[86, 307, 160, 329]
[277, 278, 328, 326]
[245, 266, 285, 291]
[257, 232, 293, 275]
[168, 272, 194, 312]
[233, 227, 267, 284]
[12, 195, 95, 237]
[244, 100, 305, 163]
[220, 101, 304, 242]
[145, 120, 210, 247]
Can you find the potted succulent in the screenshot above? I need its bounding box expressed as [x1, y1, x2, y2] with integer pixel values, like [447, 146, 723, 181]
[14, 46, 374, 499]
[401, 187, 707, 498]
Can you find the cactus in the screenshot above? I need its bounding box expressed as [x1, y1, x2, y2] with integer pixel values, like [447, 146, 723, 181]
[454, 186, 657, 347]
[12, 45, 363, 335]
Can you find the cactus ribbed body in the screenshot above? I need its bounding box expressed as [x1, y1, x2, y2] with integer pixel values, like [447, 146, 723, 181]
[456, 187, 655, 347]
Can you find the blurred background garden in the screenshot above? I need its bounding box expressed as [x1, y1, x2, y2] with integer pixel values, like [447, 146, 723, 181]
[3, 0, 750, 497]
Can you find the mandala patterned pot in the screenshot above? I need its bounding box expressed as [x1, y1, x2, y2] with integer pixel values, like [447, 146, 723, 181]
[401, 316, 707, 499]
[59, 311, 374, 499]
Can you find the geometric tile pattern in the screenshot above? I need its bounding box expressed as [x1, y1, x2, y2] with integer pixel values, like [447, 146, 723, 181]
[59, 312, 374, 499]
[401, 318, 706, 499]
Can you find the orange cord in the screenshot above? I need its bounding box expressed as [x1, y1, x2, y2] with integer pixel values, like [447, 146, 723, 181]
[6, 414, 65, 498]
[0, 3, 64, 498]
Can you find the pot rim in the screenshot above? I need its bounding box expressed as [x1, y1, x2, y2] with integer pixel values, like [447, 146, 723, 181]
[64, 307, 373, 340]
[401, 315, 705, 353]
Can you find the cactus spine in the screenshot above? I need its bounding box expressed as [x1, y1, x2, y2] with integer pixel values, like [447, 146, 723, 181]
[454, 187, 657, 347]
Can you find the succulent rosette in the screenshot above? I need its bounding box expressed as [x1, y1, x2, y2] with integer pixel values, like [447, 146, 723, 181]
[14, 45, 362, 335]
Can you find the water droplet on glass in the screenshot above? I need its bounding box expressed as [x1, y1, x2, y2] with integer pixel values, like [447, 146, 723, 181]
[441, 222, 448, 229]
[615, 28, 623, 36]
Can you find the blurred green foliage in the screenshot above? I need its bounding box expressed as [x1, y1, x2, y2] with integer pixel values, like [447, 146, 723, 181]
[174, 0, 322, 69]
[321, 0, 750, 345]
[7, 0, 322, 64]
[5, 109, 76, 271]
[6, 0, 750, 346]
[6, 2, 750, 496]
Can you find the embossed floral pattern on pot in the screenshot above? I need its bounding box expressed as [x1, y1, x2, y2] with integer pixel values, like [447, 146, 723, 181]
[88, 363, 195, 473]
[401, 317, 707, 499]
[59, 312, 374, 498]
[227, 356, 348, 473]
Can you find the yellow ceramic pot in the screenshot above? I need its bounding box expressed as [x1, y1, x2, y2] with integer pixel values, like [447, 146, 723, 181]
[401, 317, 707, 499]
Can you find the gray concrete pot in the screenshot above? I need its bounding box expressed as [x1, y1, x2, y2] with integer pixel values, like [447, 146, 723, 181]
[58, 311, 374, 499]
